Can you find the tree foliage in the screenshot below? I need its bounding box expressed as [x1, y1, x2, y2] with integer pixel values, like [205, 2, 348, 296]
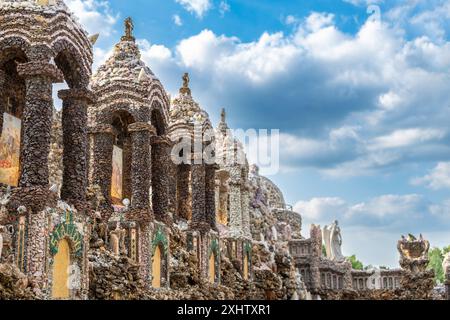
[348, 255, 364, 270]
[427, 246, 450, 284]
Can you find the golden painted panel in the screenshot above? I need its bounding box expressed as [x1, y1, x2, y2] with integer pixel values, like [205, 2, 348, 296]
[152, 245, 161, 288]
[52, 239, 71, 299]
[209, 254, 215, 283]
[0, 113, 21, 187]
[243, 254, 249, 280]
[111, 145, 123, 204]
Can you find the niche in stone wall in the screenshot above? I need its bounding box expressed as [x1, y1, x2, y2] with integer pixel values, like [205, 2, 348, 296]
[151, 226, 169, 288]
[243, 241, 252, 280]
[111, 111, 134, 205]
[52, 238, 71, 299]
[208, 238, 220, 284]
[0, 48, 26, 187]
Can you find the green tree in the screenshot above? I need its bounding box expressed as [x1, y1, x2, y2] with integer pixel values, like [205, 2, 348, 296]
[348, 255, 364, 270]
[322, 244, 327, 257]
[427, 247, 447, 284]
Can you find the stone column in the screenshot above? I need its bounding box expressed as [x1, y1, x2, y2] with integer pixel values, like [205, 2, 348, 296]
[58, 89, 94, 206]
[205, 164, 217, 230]
[0, 70, 5, 130]
[88, 124, 115, 212]
[177, 164, 191, 220]
[138, 224, 151, 285]
[17, 61, 63, 187]
[151, 136, 171, 222]
[128, 122, 155, 217]
[191, 158, 208, 231]
[241, 183, 251, 238]
[228, 166, 242, 237]
[26, 211, 47, 290]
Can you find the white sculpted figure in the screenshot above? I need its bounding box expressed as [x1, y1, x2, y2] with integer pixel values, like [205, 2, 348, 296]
[323, 221, 345, 262]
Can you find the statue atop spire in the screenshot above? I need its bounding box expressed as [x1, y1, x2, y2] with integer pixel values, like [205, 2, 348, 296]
[179, 72, 191, 96]
[121, 17, 135, 42]
[220, 108, 226, 123]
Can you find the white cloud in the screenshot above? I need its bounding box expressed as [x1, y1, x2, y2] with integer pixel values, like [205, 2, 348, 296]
[219, 1, 230, 17]
[175, 0, 211, 18]
[294, 197, 347, 221]
[412, 162, 450, 190]
[369, 128, 446, 150]
[65, 0, 119, 37]
[173, 14, 183, 26]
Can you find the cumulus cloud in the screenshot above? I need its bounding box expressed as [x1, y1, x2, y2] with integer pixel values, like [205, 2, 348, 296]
[175, 0, 211, 18]
[87, 2, 450, 178]
[412, 162, 450, 190]
[295, 193, 450, 234]
[65, 0, 119, 37]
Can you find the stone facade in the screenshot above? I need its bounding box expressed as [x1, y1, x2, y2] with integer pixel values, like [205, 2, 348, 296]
[0, 0, 443, 301]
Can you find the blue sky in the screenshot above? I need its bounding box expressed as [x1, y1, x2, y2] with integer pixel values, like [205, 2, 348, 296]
[65, 0, 450, 267]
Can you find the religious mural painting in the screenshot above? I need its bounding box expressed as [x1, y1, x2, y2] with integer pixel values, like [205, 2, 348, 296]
[0, 113, 21, 186]
[111, 145, 123, 205]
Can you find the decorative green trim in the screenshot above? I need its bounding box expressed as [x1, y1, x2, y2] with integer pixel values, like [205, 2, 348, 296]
[49, 210, 83, 257]
[152, 226, 168, 255]
[244, 241, 252, 254]
[209, 238, 219, 257]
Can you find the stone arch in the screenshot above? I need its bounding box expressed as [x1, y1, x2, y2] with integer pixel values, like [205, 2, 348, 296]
[52, 38, 92, 85]
[95, 104, 141, 126]
[0, 45, 28, 187]
[110, 110, 135, 204]
[0, 37, 31, 65]
[53, 40, 90, 89]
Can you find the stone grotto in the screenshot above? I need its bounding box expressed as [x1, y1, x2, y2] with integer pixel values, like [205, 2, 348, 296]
[0, 0, 446, 300]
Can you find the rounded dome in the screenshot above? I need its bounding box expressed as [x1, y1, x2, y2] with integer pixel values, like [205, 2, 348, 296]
[0, 0, 93, 86]
[169, 73, 212, 141]
[90, 18, 170, 126]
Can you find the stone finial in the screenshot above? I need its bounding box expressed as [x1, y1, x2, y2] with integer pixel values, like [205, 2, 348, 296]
[221, 108, 226, 123]
[121, 17, 135, 42]
[179, 72, 191, 95]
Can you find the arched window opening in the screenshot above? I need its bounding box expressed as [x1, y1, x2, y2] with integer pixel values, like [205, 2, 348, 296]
[0, 49, 27, 187]
[111, 111, 134, 205]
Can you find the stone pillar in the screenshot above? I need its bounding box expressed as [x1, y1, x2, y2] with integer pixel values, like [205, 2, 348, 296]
[241, 183, 251, 238]
[205, 164, 217, 230]
[228, 167, 242, 237]
[58, 89, 94, 206]
[0, 70, 5, 130]
[17, 62, 63, 187]
[191, 160, 208, 231]
[128, 122, 155, 216]
[177, 164, 191, 220]
[88, 124, 115, 219]
[26, 211, 47, 290]
[138, 224, 151, 285]
[151, 136, 171, 222]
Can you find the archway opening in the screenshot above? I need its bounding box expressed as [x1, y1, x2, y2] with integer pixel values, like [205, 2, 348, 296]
[111, 111, 134, 205]
[0, 48, 27, 187]
[52, 238, 71, 299]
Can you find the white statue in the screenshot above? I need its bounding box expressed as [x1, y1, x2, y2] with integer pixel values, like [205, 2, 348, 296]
[322, 220, 345, 262]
